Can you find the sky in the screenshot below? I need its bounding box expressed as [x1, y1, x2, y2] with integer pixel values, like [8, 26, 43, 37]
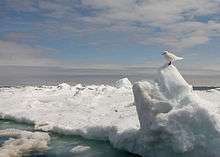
[1, 0, 220, 70]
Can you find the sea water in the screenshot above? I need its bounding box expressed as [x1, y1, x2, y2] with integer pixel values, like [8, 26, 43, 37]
[0, 120, 139, 157]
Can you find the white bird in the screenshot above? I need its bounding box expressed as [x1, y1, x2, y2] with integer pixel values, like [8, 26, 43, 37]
[162, 51, 183, 65]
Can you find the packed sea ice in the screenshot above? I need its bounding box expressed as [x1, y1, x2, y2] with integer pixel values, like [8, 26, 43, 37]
[0, 64, 220, 157]
[0, 129, 50, 157]
[70, 145, 91, 154]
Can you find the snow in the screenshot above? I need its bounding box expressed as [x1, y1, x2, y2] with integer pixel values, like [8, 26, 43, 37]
[0, 78, 138, 141]
[196, 88, 220, 105]
[133, 65, 220, 154]
[70, 145, 91, 153]
[57, 83, 71, 90]
[0, 129, 50, 157]
[0, 64, 220, 156]
[115, 78, 132, 89]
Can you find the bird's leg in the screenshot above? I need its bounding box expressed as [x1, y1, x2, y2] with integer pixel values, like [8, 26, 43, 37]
[168, 61, 171, 66]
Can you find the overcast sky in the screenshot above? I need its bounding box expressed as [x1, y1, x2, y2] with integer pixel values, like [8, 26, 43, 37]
[1, 0, 220, 70]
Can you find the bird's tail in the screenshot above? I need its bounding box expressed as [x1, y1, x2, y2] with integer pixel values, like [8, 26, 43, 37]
[176, 57, 184, 60]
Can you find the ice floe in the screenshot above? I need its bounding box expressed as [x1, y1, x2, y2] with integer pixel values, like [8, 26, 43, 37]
[70, 145, 91, 153]
[0, 65, 220, 157]
[0, 129, 50, 157]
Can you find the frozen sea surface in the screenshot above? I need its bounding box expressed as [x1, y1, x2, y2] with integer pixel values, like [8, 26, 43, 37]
[0, 65, 220, 157]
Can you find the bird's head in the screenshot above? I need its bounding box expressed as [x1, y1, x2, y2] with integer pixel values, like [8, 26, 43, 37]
[162, 50, 169, 55]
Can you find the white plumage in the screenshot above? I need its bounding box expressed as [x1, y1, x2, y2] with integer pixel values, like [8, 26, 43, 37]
[162, 51, 183, 65]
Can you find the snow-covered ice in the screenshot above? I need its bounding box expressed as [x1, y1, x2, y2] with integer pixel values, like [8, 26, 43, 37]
[132, 65, 220, 155]
[0, 65, 220, 157]
[0, 129, 50, 157]
[70, 145, 91, 153]
[115, 78, 132, 89]
[0, 78, 138, 140]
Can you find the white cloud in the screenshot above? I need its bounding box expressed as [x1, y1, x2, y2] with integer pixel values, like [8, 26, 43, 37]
[0, 40, 58, 66]
[79, 0, 220, 49]
[3, 0, 220, 50]
[6, 0, 37, 12]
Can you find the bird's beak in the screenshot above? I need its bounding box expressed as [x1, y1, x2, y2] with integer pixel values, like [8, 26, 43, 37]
[162, 50, 168, 55]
